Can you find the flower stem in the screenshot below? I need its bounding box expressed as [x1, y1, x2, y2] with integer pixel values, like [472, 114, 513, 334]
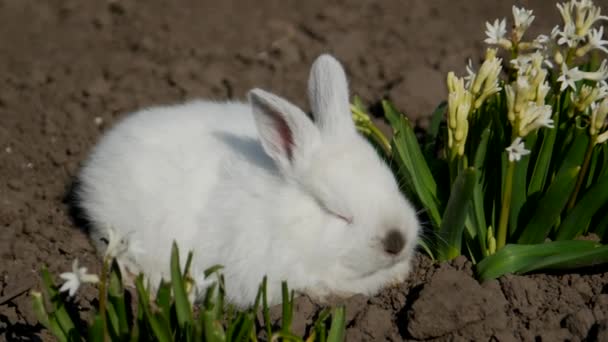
[567, 139, 595, 211]
[98, 258, 109, 341]
[497, 160, 515, 250]
[367, 121, 392, 156]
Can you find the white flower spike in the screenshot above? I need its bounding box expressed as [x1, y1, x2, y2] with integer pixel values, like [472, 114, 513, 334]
[558, 63, 582, 91]
[506, 137, 531, 162]
[59, 259, 99, 297]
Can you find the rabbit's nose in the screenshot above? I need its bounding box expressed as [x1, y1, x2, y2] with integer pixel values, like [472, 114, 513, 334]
[383, 229, 405, 255]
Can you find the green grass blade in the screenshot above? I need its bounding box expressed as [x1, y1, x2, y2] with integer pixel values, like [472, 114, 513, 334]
[327, 306, 346, 342]
[438, 168, 477, 260]
[517, 167, 580, 244]
[476, 240, 600, 280]
[233, 313, 255, 342]
[170, 241, 194, 329]
[557, 173, 608, 240]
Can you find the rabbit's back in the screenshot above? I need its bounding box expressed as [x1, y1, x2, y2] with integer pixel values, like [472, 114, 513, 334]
[78, 100, 263, 279]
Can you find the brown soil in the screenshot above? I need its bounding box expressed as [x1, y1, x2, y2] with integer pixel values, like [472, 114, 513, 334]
[1, 0, 606, 341]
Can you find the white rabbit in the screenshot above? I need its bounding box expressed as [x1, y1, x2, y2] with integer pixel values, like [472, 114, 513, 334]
[77, 54, 420, 308]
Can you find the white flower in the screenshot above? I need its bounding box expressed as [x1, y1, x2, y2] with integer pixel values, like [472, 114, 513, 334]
[506, 137, 531, 162]
[519, 103, 555, 136]
[551, 25, 561, 39]
[513, 6, 535, 32]
[59, 259, 99, 297]
[532, 34, 550, 48]
[558, 63, 582, 91]
[587, 26, 608, 53]
[105, 226, 128, 259]
[464, 59, 476, 89]
[573, 0, 608, 35]
[485, 18, 507, 45]
[598, 81, 608, 100]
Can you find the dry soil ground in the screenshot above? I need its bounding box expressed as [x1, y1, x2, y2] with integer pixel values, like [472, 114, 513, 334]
[1, 0, 608, 341]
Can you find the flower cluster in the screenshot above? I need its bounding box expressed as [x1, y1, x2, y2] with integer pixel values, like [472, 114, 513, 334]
[447, 48, 502, 159]
[506, 51, 554, 139]
[480, 0, 608, 161]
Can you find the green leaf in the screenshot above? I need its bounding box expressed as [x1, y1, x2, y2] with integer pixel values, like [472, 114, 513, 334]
[170, 241, 194, 329]
[271, 331, 304, 342]
[383, 100, 442, 227]
[135, 275, 172, 342]
[31, 291, 66, 341]
[416, 238, 435, 260]
[40, 268, 80, 341]
[327, 306, 346, 342]
[517, 167, 580, 244]
[509, 135, 535, 236]
[438, 168, 478, 260]
[108, 260, 129, 338]
[528, 107, 559, 195]
[88, 315, 105, 342]
[204, 265, 224, 278]
[469, 182, 488, 257]
[518, 244, 608, 273]
[155, 280, 172, 319]
[557, 173, 608, 240]
[594, 208, 608, 242]
[202, 309, 226, 342]
[476, 240, 601, 280]
[556, 129, 589, 178]
[426, 101, 447, 145]
[261, 276, 272, 340]
[281, 281, 293, 334]
[233, 313, 255, 342]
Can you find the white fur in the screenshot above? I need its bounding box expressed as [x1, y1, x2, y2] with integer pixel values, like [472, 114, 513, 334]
[77, 54, 420, 308]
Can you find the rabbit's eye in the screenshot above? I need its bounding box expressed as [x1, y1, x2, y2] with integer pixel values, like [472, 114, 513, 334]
[331, 211, 353, 224]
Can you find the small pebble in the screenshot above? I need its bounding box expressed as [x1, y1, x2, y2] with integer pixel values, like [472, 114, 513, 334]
[5, 146, 12, 153]
[94, 116, 104, 126]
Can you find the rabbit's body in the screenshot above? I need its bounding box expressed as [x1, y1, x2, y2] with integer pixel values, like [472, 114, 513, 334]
[78, 55, 420, 308]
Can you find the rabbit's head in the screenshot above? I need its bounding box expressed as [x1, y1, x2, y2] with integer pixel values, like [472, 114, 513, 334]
[248, 54, 420, 283]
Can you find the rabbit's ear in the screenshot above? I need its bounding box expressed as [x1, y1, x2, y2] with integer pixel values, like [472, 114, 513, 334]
[249, 88, 321, 175]
[308, 54, 356, 137]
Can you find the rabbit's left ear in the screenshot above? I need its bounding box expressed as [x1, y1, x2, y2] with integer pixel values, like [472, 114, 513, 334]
[249, 88, 321, 177]
[308, 54, 356, 138]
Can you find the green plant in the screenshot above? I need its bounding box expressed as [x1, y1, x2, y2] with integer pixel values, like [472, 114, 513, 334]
[31, 242, 346, 341]
[354, 0, 608, 280]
